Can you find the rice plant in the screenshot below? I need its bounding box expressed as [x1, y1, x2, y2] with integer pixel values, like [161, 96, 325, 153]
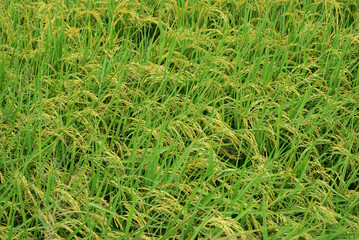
[0, 0, 358, 239]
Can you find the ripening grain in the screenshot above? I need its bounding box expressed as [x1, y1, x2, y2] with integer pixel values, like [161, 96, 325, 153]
[0, 0, 358, 239]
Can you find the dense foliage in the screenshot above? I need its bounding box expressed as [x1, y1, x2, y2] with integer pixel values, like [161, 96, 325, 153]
[0, 0, 358, 239]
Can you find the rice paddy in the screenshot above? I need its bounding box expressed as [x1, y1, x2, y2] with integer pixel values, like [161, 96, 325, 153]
[0, 0, 359, 239]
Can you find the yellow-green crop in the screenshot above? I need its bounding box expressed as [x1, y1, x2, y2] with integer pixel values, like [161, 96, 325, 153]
[0, 0, 358, 239]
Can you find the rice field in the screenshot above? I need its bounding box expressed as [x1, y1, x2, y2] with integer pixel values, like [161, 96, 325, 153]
[0, 0, 359, 239]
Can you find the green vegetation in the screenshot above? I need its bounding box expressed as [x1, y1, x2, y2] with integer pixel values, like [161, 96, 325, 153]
[1, 0, 359, 239]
